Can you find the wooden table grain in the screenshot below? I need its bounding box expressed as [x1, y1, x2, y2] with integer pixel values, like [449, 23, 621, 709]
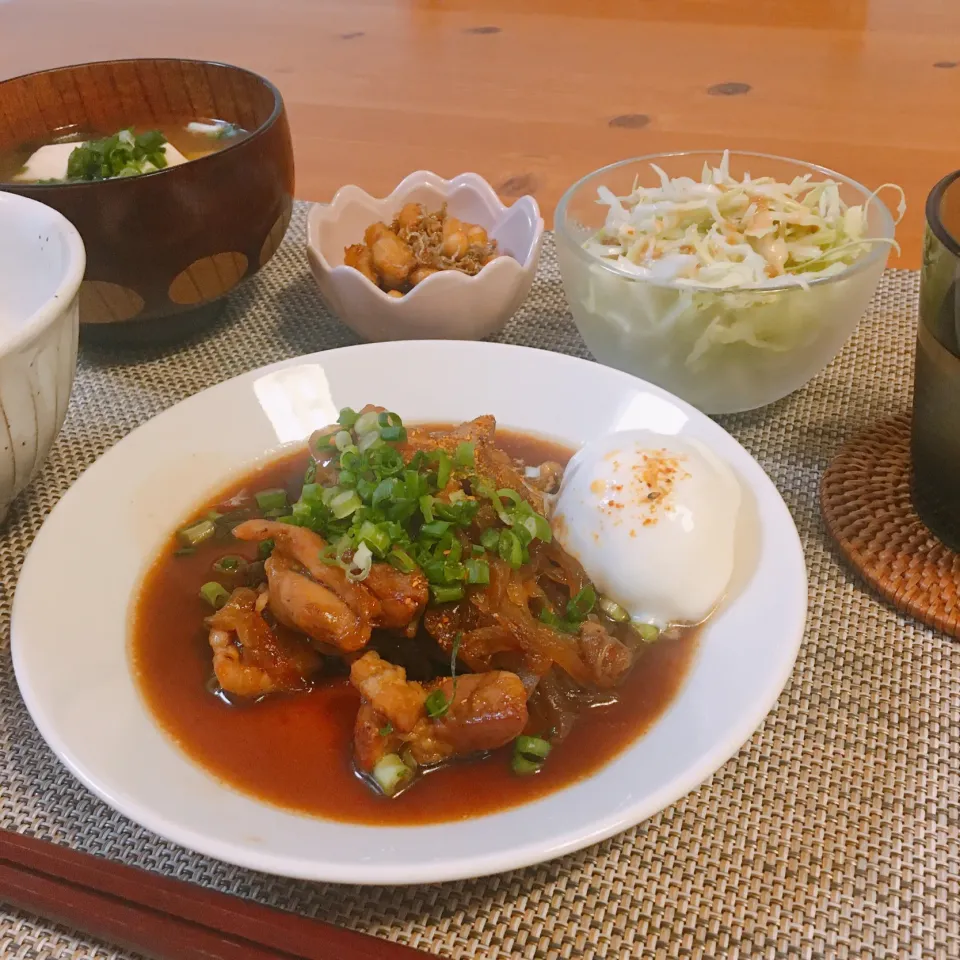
[3, 0, 959, 268]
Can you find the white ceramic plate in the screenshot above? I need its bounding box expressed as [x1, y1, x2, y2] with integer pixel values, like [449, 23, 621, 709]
[11, 342, 806, 885]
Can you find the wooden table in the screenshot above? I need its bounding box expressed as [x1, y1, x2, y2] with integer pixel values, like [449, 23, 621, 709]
[3, 0, 960, 268]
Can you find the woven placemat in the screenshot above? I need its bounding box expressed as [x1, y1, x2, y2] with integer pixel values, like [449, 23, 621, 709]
[821, 413, 960, 638]
[1, 202, 957, 960]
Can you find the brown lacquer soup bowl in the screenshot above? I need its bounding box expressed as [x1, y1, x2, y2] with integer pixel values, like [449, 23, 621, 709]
[0, 59, 295, 341]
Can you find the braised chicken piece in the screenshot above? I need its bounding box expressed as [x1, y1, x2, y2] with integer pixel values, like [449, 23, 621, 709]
[350, 649, 426, 734]
[350, 651, 528, 775]
[232, 520, 428, 649]
[207, 588, 321, 697]
[363, 562, 429, 631]
[233, 519, 381, 622]
[265, 554, 370, 652]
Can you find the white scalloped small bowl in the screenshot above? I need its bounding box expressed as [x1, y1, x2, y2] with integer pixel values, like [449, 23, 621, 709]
[306, 171, 544, 341]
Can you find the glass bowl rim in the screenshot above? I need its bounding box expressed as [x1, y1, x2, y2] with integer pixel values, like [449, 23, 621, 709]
[554, 150, 896, 294]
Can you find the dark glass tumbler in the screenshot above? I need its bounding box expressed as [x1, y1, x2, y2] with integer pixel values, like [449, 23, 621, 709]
[912, 171, 960, 549]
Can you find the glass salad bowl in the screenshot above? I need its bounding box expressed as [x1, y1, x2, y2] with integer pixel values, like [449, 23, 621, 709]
[555, 151, 896, 414]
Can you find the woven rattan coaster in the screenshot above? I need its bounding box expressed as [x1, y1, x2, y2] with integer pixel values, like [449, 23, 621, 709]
[820, 412, 960, 637]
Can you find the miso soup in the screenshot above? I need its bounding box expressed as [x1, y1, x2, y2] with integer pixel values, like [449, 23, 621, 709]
[0, 119, 248, 184]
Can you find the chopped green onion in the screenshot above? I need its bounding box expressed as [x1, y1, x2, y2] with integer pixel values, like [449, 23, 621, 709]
[371, 753, 413, 796]
[346, 542, 373, 582]
[331, 489, 362, 519]
[515, 735, 551, 760]
[174, 546, 196, 557]
[471, 544, 486, 557]
[303, 461, 317, 484]
[263, 507, 288, 519]
[379, 424, 407, 443]
[388, 545, 418, 573]
[443, 560, 466, 582]
[318, 544, 339, 566]
[199, 581, 230, 610]
[339, 449, 361, 472]
[377, 411, 403, 429]
[512, 755, 543, 775]
[442, 536, 462, 565]
[419, 495, 435, 523]
[454, 442, 475, 468]
[430, 584, 464, 604]
[334, 430, 354, 451]
[213, 555, 245, 573]
[599, 597, 630, 622]
[337, 407, 359, 428]
[480, 528, 500, 551]
[634, 622, 660, 643]
[389, 500, 418, 524]
[379, 723, 394, 736]
[372, 477, 400, 506]
[257, 538, 275, 560]
[433, 451, 452, 489]
[255, 488, 287, 512]
[355, 477, 377, 501]
[178, 519, 216, 548]
[538, 605, 578, 634]
[513, 522, 534, 547]
[354, 410, 380, 436]
[465, 558, 490, 585]
[368, 446, 405, 477]
[512, 734, 551, 775]
[205, 510, 223, 522]
[567, 585, 597, 621]
[420, 520, 451, 539]
[425, 688, 451, 718]
[497, 488, 523, 506]
[291, 502, 312, 524]
[498, 529, 524, 569]
[313, 431, 338, 452]
[521, 512, 552, 543]
[358, 430, 384, 453]
[300, 482, 323, 505]
[357, 520, 391, 557]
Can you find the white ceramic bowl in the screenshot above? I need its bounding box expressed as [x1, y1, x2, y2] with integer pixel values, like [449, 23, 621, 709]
[12, 342, 806, 884]
[0, 192, 85, 522]
[555, 152, 895, 414]
[306, 171, 544, 341]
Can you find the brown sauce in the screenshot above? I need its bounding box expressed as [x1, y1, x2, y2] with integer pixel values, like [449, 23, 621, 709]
[131, 429, 698, 825]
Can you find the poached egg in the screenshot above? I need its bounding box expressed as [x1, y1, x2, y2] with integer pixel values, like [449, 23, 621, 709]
[551, 429, 740, 627]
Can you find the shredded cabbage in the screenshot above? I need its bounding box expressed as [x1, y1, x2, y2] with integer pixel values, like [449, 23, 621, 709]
[584, 150, 904, 290]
